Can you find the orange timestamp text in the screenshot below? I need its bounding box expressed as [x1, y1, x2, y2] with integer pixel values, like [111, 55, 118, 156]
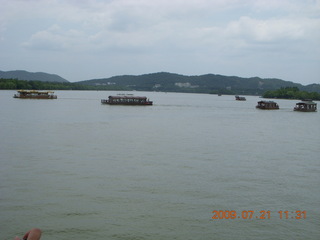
[211, 210, 306, 220]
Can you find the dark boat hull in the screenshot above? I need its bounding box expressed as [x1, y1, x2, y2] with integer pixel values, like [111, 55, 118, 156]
[14, 95, 57, 99]
[294, 107, 316, 112]
[101, 100, 152, 105]
[256, 106, 279, 110]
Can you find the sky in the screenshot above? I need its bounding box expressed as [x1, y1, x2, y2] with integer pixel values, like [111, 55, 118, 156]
[0, 0, 319, 84]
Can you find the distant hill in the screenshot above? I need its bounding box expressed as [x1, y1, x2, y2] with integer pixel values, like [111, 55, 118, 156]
[77, 72, 320, 95]
[2, 71, 319, 94]
[0, 70, 69, 83]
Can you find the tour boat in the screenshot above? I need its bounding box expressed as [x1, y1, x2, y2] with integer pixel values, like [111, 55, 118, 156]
[256, 101, 279, 110]
[294, 101, 317, 112]
[13, 90, 57, 99]
[235, 95, 246, 101]
[101, 95, 153, 105]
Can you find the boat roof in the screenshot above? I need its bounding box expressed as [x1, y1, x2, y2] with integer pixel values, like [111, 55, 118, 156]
[258, 100, 277, 103]
[17, 90, 55, 93]
[108, 95, 148, 99]
[296, 101, 316, 105]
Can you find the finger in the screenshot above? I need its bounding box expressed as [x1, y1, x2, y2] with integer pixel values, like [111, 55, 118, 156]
[26, 228, 42, 240]
[22, 230, 31, 239]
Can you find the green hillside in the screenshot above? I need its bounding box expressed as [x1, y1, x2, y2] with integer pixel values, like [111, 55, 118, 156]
[0, 70, 69, 83]
[77, 72, 319, 95]
[1, 71, 319, 95]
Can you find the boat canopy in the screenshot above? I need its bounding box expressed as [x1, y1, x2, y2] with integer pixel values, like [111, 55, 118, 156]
[295, 101, 316, 105]
[108, 95, 148, 100]
[17, 90, 55, 94]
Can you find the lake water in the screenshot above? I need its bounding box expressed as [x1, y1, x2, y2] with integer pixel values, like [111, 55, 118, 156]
[1, 90, 319, 240]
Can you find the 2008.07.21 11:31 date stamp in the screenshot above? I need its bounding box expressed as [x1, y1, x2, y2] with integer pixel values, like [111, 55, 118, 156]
[211, 210, 306, 220]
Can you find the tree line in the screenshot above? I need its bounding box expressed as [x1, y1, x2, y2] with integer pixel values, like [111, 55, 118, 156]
[262, 87, 320, 100]
[0, 78, 127, 91]
[2, 79, 320, 100]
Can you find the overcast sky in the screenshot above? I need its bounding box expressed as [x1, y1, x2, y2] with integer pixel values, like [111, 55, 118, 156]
[0, 0, 319, 84]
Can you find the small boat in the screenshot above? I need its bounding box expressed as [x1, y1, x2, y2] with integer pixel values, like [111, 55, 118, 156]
[235, 95, 246, 101]
[294, 100, 317, 112]
[256, 101, 279, 110]
[101, 95, 153, 105]
[13, 90, 57, 99]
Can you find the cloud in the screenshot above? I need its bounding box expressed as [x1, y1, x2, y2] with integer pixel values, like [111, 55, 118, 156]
[1, 0, 319, 83]
[16, 0, 319, 53]
[21, 25, 87, 51]
[225, 17, 305, 43]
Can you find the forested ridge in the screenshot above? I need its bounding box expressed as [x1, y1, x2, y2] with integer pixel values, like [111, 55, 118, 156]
[1, 71, 320, 96]
[77, 72, 320, 95]
[0, 78, 127, 91]
[262, 87, 320, 100]
[0, 70, 68, 82]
